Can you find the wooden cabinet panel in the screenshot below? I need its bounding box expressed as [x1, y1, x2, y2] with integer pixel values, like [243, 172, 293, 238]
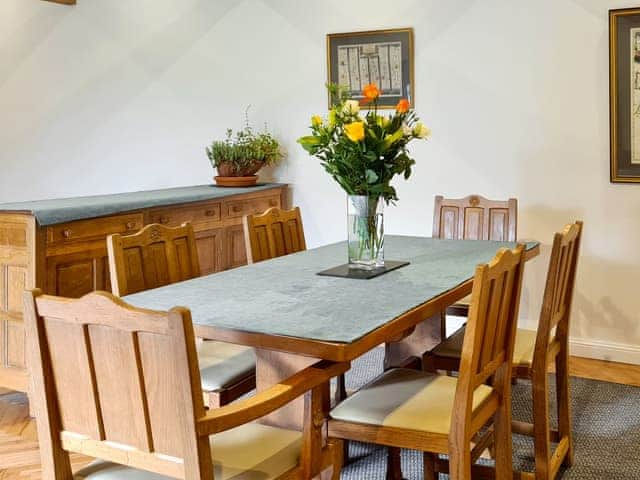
[6, 319, 25, 368]
[47, 254, 109, 297]
[195, 228, 224, 275]
[226, 225, 247, 269]
[1, 265, 27, 370]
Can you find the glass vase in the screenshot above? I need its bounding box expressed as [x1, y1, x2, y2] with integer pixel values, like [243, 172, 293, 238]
[347, 195, 384, 270]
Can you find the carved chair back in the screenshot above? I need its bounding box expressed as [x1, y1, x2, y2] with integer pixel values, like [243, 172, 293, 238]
[24, 290, 212, 479]
[243, 207, 307, 264]
[532, 221, 583, 372]
[453, 245, 525, 431]
[433, 195, 517, 242]
[107, 222, 201, 296]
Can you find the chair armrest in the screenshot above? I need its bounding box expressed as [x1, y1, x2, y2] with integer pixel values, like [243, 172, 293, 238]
[197, 360, 349, 436]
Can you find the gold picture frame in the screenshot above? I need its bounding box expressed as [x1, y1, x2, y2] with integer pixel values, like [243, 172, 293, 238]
[326, 28, 414, 110]
[610, 8, 640, 183]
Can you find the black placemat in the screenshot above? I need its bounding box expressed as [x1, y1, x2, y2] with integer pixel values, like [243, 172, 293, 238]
[317, 260, 410, 280]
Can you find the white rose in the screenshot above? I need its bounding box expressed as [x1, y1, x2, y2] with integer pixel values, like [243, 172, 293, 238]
[414, 122, 431, 139]
[342, 100, 360, 115]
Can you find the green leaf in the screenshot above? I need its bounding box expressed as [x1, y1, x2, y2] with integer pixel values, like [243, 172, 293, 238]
[365, 169, 379, 184]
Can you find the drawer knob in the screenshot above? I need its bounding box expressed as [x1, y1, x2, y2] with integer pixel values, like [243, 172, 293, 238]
[269, 199, 278, 206]
[62, 229, 72, 239]
[205, 209, 216, 217]
[232, 205, 242, 213]
[160, 216, 169, 224]
[125, 221, 136, 230]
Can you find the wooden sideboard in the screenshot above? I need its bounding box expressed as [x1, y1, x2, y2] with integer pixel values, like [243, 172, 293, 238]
[0, 184, 287, 393]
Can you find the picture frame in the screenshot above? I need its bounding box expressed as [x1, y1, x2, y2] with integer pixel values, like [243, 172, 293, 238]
[326, 28, 414, 110]
[610, 8, 640, 183]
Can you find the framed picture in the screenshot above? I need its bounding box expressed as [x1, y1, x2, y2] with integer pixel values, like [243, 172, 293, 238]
[326, 28, 414, 110]
[610, 8, 640, 183]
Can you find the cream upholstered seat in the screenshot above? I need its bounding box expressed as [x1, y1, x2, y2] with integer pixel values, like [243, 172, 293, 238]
[74, 422, 300, 480]
[330, 368, 492, 436]
[429, 327, 537, 368]
[198, 341, 256, 392]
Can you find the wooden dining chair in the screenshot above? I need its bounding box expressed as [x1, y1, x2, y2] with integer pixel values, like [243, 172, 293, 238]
[25, 289, 348, 480]
[243, 206, 307, 264]
[424, 221, 583, 480]
[107, 222, 256, 408]
[433, 194, 518, 337]
[329, 245, 526, 480]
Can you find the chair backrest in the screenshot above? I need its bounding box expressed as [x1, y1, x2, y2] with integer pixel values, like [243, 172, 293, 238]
[243, 206, 307, 264]
[432, 195, 517, 242]
[454, 245, 525, 427]
[107, 223, 201, 296]
[533, 221, 583, 370]
[24, 290, 212, 479]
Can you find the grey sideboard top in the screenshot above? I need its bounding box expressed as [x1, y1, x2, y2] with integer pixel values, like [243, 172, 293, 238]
[0, 183, 285, 226]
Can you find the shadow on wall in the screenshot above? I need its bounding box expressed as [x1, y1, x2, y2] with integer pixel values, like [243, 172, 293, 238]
[572, 260, 640, 348]
[517, 204, 584, 328]
[521, 204, 640, 349]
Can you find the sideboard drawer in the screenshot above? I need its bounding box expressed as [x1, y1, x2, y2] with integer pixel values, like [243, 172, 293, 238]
[149, 203, 222, 228]
[46, 214, 144, 244]
[224, 196, 280, 219]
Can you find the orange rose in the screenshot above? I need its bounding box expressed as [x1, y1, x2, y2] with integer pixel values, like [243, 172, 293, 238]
[362, 83, 380, 101]
[396, 99, 410, 113]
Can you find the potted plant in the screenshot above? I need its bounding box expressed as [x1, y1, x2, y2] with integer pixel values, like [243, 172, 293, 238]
[298, 83, 430, 269]
[206, 110, 283, 187]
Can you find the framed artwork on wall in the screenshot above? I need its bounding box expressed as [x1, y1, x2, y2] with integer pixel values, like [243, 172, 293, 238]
[326, 28, 414, 110]
[610, 8, 640, 183]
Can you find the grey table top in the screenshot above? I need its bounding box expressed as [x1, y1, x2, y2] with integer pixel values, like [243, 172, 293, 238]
[0, 183, 284, 226]
[125, 236, 538, 345]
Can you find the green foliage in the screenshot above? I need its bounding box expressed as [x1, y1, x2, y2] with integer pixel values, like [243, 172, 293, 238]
[298, 84, 429, 203]
[206, 108, 283, 170]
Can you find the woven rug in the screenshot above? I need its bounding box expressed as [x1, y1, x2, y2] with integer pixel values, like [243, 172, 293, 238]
[340, 348, 640, 479]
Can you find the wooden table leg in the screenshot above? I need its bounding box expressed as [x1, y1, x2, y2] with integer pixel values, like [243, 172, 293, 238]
[255, 348, 319, 430]
[384, 314, 442, 370]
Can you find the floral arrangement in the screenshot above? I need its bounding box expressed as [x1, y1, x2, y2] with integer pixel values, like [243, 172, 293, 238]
[207, 108, 282, 177]
[297, 83, 430, 203]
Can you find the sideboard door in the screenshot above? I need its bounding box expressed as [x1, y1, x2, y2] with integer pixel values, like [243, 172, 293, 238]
[226, 224, 248, 269]
[195, 228, 225, 275]
[46, 252, 110, 297]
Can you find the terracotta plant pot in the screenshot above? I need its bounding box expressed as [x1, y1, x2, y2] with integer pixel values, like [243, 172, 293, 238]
[216, 160, 263, 177]
[214, 175, 259, 187]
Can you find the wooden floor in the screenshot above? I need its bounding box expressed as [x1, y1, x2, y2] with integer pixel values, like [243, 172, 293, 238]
[1, 356, 640, 478]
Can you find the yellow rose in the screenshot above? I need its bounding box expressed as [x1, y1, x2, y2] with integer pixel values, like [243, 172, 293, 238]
[344, 121, 365, 142]
[311, 115, 323, 127]
[414, 122, 431, 139]
[342, 99, 360, 115]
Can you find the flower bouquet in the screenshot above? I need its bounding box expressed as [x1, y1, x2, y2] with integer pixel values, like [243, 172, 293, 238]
[298, 83, 429, 269]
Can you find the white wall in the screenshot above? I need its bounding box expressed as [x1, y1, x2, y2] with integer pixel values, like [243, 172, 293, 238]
[1, 0, 639, 362]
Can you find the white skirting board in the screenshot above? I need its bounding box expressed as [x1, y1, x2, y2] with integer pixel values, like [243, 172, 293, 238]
[569, 338, 640, 366]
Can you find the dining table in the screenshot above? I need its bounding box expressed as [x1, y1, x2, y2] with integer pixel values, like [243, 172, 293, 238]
[125, 235, 539, 430]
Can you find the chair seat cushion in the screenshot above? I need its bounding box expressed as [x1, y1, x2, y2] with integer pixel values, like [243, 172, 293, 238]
[198, 340, 256, 392]
[431, 327, 537, 367]
[330, 368, 493, 435]
[74, 422, 301, 480]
